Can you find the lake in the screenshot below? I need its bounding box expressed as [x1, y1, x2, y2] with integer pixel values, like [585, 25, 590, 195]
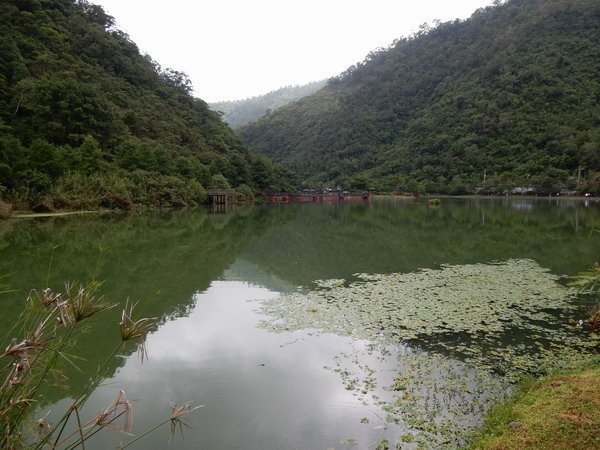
[1, 197, 599, 449]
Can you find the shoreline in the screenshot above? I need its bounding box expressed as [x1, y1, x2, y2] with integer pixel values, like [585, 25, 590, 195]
[375, 194, 600, 201]
[9, 210, 105, 219]
[2, 194, 599, 220]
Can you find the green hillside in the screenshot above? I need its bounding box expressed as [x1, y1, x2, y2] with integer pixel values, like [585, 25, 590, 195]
[239, 0, 600, 194]
[0, 0, 294, 212]
[210, 80, 326, 129]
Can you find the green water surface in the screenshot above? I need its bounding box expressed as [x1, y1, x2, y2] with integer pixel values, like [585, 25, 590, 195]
[0, 197, 598, 449]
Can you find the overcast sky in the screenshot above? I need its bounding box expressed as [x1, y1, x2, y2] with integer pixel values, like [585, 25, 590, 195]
[93, 0, 494, 103]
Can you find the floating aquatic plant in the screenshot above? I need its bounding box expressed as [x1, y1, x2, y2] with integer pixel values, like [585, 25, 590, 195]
[258, 259, 597, 448]
[259, 259, 592, 379]
[325, 345, 509, 449]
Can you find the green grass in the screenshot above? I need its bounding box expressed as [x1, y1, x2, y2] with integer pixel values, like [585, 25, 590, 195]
[470, 360, 600, 450]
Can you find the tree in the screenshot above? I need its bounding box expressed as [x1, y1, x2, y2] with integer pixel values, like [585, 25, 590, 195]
[75, 135, 103, 174]
[239, 0, 600, 194]
[350, 175, 371, 191]
[160, 68, 193, 95]
[209, 173, 230, 189]
[0, 0, 295, 209]
[0, 134, 23, 188]
[26, 139, 64, 178]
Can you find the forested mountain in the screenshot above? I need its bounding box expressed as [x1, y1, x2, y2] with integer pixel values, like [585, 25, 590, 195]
[240, 0, 600, 194]
[0, 0, 294, 212]
[209, 80, 326, 129]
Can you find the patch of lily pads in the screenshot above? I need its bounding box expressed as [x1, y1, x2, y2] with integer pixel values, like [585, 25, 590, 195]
[258, 259, 595, 379]
[324, 345, 510, 448]
[257, 259, 598, 448]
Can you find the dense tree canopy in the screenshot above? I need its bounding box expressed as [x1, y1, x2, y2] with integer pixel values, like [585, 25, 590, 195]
[240, 0, 600, 195]
[0, 0, 295, 210]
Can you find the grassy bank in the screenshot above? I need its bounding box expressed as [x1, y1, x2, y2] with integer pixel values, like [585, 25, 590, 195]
[470, 360, 600, 450]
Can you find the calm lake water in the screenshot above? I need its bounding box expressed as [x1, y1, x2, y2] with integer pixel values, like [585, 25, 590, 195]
[0, 197, 599, 449]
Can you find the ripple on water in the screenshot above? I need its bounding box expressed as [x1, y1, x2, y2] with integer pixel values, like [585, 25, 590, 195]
[262, 402, 397, 449]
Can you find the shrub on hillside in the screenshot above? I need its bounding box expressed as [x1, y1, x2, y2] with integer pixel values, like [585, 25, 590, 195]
[209, 173, 231, 189]
[52, 172, 135, 210]
[0, 199, 12, 219]
[235, 183, 255, 202]
[131, 171, 208, 207]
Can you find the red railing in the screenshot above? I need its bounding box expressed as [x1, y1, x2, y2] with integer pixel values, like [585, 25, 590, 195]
[267, 193, 371, 203]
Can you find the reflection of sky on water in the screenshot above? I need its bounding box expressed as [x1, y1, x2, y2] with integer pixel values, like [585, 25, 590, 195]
[42, 281, 401, 449]
[41, 276, 508, 449]
[509, 197, 600, 210]
[509, 199, 535, 211]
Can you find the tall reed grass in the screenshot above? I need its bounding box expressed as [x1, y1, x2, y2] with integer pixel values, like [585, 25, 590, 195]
[570, 261, 600, 331]
[0, 281, 199, 449]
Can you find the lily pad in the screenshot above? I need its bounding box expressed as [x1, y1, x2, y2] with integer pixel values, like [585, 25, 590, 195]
[258, 259, 593, 379]
[257, 259, 596, 448]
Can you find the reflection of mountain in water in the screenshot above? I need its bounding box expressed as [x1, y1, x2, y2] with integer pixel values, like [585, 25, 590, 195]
[240, 198, 600, 287]
[0, 206, 294, 400]
[223, 259, 296, 293]
[0, 198, 598, 403]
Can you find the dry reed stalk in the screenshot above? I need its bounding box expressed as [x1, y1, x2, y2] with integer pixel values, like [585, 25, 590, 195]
[1, 281, 199, 449]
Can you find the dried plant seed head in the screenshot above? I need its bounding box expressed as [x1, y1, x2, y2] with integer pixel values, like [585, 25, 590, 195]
[4, 338, 23, 357]
[95, 406, 115, 429]
[122, 399, 133, 433]
[119, 302, 157, 364]
[94, 390, 134, 434]
[55, 298, 74, 326]
[6, 375, 20, 389]
[119, 315, 156, 341]
[167, 401, 203, 443]
[40, 288, 61, 306]
[15, 353, 30, 373]
[25, 323, 48, 350]
[34, 412, 51, 439]
[66, 282, 115, 322]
